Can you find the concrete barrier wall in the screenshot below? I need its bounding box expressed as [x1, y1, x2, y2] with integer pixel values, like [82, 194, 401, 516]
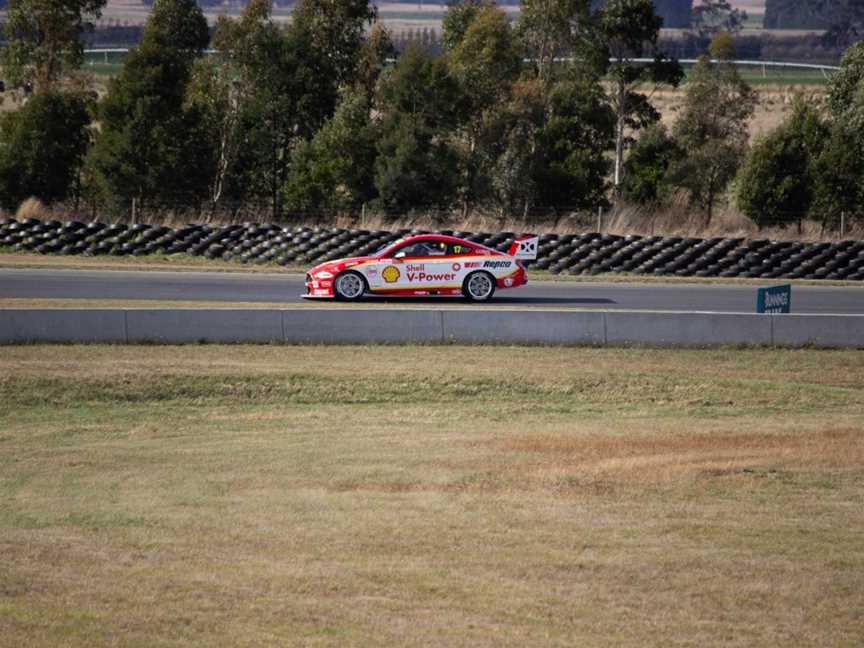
[2, 308, 864, 348]
[772, 314, 864, 348]
[282, 310, 443, 344]
[0, 309, 127, 343]
[127, 309, 283, 343]
[442, 310, 605, 346]
[605, 311, 774, 347]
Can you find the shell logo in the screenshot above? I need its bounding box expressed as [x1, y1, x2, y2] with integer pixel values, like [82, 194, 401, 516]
[382, 265, 401, 283]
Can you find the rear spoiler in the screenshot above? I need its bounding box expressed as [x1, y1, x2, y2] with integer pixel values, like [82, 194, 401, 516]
[508, 235, 539, 261]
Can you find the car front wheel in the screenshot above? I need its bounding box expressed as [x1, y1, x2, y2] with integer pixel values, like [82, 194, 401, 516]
[334, 271, 367, 300]
[462, 271, 496, 302]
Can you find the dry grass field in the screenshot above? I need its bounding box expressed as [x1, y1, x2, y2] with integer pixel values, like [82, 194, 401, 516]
[1, 345, 863, 646]
[653, 84, 826, 142]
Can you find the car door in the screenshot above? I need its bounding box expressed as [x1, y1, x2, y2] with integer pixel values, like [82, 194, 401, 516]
[356, 241, 408, 291]
[375, 239, 457, 293]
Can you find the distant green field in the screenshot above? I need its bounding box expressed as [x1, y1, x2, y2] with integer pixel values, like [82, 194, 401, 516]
[82, 62, 123, 76]
[83, 50, 127, 66]
[82, 50, 126, 76]
[701, 65, 830, 86]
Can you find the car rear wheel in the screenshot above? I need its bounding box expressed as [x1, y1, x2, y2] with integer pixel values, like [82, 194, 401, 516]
[462, 271, 496, 302]
[334, 271, 367, 301]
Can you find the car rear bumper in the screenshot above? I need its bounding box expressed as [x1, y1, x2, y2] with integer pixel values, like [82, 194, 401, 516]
[497, 268, 527, 290]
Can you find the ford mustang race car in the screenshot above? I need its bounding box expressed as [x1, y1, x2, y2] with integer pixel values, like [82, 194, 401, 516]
[303, 233, 538, 302]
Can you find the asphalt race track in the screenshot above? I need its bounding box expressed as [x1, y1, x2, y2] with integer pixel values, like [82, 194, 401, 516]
[2, 267, 864, 314]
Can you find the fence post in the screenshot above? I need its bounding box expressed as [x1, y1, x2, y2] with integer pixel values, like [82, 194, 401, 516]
[131, 197, 136, 225]
[841, 211, 846, 238]
[597, 206, 603, 233]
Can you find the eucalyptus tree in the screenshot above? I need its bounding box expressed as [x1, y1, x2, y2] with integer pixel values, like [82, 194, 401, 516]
[619, 123, 680, 205]
[87, 0, 212, 212]
[446, 3, 522, 215]
[531, 76, 616, 211]
[809, 42, 864, 226]
[737, 102, 828, 228]
[0, 91, 92, 209]
[189, 0, 282, 207]
[354, 22, 397, 98]
[1, 0, 107, 92]
[282, 88, 380, 212]
[825, 41, 864, 119]
[597, 0, 683, 195]
[516, 0, 600, 85]
[669, 51, 755, 224]
[0, 0, 104, 210]
[290, 0, 377, 87]
[191, 0, 378, 217]
[441, 0, 492, 51]
[736, 41, 864, 230]
[373, 44, 463, 212]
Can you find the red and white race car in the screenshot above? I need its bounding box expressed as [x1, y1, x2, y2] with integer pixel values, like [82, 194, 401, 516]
[303, 233, 538, 302]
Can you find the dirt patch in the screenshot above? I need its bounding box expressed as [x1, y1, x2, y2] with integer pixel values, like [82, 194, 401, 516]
[511, 427, 860, 481]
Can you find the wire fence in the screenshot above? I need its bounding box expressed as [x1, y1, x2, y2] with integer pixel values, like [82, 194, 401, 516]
[13, 196, 863, 243]
[82, 48, 843, 80]
[54, 196, 612, 229]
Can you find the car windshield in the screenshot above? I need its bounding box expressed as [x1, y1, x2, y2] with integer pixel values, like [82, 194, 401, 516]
[374, 239, 403, 257]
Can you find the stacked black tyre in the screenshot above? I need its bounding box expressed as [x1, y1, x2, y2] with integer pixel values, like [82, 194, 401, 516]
[1, 217, 862, 281]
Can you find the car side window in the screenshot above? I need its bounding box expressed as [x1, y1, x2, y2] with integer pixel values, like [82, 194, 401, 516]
[392, 241, 448, 258]
[426, 241, 448, 256]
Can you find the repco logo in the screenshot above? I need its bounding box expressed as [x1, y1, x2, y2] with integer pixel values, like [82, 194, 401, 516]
[483, 260, 511, 269]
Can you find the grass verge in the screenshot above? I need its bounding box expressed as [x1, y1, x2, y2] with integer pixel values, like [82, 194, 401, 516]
[0, 250, 303, 274]
[1, 345, 862, 646]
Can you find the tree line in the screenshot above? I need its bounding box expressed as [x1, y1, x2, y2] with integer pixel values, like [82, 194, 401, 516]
[1, 0, 864, 231]
[621, 33, 864, 232]
[0, 0, 680, 220]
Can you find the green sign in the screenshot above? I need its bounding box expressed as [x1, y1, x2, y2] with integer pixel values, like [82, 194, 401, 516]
[757, 284, 791, 314]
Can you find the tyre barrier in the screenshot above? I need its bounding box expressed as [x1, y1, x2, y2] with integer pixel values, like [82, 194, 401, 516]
[2, 217, 864, 281]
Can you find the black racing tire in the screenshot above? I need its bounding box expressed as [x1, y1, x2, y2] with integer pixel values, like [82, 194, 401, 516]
[462, 271, 496, 302]
[334, 270, 368, 301]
